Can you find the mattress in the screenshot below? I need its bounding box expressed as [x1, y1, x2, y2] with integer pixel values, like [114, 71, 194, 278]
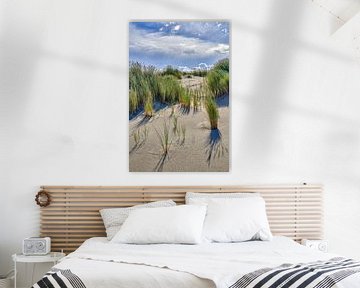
[35, 237, 360, 288]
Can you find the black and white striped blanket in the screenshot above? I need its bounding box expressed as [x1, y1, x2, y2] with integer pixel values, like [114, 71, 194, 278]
[32, 268, 86, 288]
[32, 258, 360, 288]
[229, 257, 360, 288]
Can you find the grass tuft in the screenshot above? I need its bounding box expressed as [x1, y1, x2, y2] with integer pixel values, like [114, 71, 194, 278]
[155, 121, 173, 157]
[129, 62, 160, 112]
[130, 126, 149, 153]
[159, 75, 183, 104]
[206, 58, 229, 97]
[206, 69, 229, 97]
[180, 90, 191, 110]
[144, 94, 154, 117]
[206, 97, 219, 130]
[192, 88, 202, 111]
[129, 89, 138, 113]
[213, 58, 229, 72]
[161, 65, 182, 79]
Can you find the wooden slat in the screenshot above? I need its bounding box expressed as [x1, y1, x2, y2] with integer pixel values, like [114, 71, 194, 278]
[39, 184, 323, 253]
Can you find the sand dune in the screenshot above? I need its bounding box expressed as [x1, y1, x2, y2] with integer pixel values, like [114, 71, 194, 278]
[180, 76, 205, 90]
[129, 95, 229, 172]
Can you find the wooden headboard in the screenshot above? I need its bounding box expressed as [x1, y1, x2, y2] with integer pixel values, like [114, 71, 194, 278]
[39, 184, 323, 253]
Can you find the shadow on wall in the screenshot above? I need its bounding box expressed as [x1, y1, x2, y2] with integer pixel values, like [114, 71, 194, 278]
[238, 0, 305, 165]
[133, 0, 357, 169]
[0, 1, 46, 278]
[0, 2, 127, 138]
[0, 2, 44, 134]
[133, 0, 304, 166]
[134, 0, 355, 64]
[1, 0, 359, 278]
[0, 0, 129, 279]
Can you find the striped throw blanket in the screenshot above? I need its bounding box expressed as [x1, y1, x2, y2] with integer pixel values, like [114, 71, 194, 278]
[32, 258, 360, 288]
[32, 268, 86, 288]
[230, 258, 360, 288]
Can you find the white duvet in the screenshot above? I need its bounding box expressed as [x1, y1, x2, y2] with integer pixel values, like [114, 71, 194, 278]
[54, 237, 360, 288]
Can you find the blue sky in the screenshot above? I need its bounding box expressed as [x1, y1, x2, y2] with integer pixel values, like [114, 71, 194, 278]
[129, 21, 230, 71]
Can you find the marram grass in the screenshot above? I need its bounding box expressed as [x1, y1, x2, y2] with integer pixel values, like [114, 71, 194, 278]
[129, 58, 229, 120]
[129, 89, 138, 113]
[180, 90, 192, 110]
[206, 58, 229, 97]
[206, 97, 219, 130]
[207, 69, 229, 97]
[159, 75, 183, 104]
[155, 121, 173, 157]
[129, 62, 160, 111]
[144, 95, 154, 117]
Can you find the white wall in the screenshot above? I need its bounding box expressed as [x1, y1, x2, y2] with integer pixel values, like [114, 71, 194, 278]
[1, 0, 360, 284]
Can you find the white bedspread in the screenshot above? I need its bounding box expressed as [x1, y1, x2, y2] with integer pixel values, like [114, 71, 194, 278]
[54, 237, 360, 288]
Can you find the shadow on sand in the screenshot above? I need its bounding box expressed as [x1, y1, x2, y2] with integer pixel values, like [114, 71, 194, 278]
[135, 116, 151, 128]
[205, 129, 228, 167]
[154, 153, 168, 172]
[129, 108, 144, 121]
[129, 139, 145, 154]
[216, 94, 229, 108]
[179, 105, 191, 115]
[129, 102, 169, 122]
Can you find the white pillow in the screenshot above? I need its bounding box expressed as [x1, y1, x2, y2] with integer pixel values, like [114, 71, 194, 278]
[111, 205, 207, 244]
[186, 192, 259, 204]
[202, 197, 272, 243]
[100, 200, 176, 240]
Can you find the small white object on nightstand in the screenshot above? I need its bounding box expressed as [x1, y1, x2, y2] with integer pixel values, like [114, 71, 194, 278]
[23, 237, 51, 255]
[12, 252, 65, 288]
[301, 239, 328, 252]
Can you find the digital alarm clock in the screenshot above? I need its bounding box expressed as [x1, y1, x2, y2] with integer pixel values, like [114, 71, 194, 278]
[23, 237, 51, 255]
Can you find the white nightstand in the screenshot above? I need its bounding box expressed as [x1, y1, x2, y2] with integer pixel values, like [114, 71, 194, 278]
[12, 252, 65, 288]
[301, 239, 328, 252]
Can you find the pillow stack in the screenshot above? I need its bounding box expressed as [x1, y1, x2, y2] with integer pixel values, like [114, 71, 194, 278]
[104, 192, 272, 245]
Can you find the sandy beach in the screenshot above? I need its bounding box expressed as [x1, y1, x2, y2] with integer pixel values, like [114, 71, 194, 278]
[180, 76, 205, 90]
[129, 93, 229, 172]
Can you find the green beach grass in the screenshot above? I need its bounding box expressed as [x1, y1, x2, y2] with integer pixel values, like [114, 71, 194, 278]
[129, 58, 229, 121]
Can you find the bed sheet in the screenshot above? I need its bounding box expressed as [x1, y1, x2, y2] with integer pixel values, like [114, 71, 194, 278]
[51, 237, 360, 288]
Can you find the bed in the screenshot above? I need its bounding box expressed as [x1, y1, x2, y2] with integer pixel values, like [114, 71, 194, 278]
[33, 185, 360, 288]
[33, 236, 360, 288]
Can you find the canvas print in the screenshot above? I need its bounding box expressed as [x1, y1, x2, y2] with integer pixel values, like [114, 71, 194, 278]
[129, 21, 230, 172]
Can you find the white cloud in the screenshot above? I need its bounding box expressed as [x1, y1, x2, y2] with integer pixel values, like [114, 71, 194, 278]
[208, 43, 230, 54]
[176, 64, 213, 72]
[198, 63, 209, 69]
[178, 66, 191, 72]
[129, 26, 230, 59]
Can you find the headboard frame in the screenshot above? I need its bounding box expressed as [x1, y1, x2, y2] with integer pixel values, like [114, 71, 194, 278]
[39, 184, 323, 253]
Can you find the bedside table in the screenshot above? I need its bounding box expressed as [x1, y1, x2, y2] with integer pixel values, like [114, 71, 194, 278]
[12, 252, 65, 288]
[301, 239, 328, 252]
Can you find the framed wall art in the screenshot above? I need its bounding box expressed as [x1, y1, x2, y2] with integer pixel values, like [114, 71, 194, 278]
[129, 20, 230, 172]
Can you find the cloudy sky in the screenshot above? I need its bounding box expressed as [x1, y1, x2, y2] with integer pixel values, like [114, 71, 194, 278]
[129, 21, 230, 71]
